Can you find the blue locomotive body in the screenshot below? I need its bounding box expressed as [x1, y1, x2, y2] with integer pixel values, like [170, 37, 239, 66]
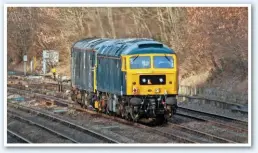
[71, 38, 178, 123]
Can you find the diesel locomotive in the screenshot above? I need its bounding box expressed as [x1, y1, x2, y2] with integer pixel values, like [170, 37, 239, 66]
[70, 38, 178, 124]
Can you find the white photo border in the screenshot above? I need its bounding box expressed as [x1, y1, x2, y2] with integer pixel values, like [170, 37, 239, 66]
[4, 3, 252, 148]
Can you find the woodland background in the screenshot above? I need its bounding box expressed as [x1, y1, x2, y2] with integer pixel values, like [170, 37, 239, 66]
[7, 7, 248, 93]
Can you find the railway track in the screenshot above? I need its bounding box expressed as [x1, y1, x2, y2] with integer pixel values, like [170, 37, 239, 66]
[8, 87, 195, 143]
[8, 110, 77, 143]
[176, 107, 248, 132]
[8, 86, 248, 128]
[7, 102, 119, 143]
[7, 129, 32, 143]
[7, 87, 247, 143]
[8, 103, 193, 144]
[7, 79, 70, 92]
[154, 122, 235, 143]
[170, 107, 248, 143]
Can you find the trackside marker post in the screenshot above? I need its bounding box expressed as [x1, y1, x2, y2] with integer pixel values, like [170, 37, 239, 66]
[23, 55, 27, 76]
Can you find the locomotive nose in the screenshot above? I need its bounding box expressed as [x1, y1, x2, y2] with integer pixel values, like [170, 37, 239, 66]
[128, 74, 177, 95]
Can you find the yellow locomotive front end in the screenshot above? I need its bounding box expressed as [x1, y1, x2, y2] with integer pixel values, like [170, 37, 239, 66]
[122, 54, 178, 96]
[121, 53, 178, 122]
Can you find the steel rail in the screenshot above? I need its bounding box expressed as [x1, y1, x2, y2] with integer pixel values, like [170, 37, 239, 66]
[8, 87, 241, 143]
[7, 129, 32, 143]
[8, 87, 196, 143]
[7, 111, 78, 143]
[8, 102, 119, 143]
[176, 107, 248, 132]
[165, 122, 235, 143]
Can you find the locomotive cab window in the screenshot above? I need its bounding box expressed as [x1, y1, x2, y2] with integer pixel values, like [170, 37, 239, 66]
[154, 55, 174, 68]
[130, 56, 151, 69]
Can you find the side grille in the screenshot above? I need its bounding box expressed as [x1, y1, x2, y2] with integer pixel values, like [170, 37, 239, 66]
[139, 75, 166, 85]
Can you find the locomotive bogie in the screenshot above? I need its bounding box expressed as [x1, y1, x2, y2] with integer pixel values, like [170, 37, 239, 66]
[71, 88, 177, 123]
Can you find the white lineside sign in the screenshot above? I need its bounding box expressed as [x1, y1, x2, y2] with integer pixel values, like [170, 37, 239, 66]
[42, 50, 59, 74]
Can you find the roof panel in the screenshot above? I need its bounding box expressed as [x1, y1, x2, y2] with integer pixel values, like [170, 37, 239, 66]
[72, 38, 174, 56]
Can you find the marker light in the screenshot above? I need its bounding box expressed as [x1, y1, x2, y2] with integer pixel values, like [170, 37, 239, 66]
[133, 87, 138, 94]
[164, 90, 167, 95]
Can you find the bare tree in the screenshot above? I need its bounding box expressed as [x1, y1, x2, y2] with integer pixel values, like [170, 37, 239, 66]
[7, 7, 248, 91]
[7, 7, 37, 62]
[96, 8, 105, 37]
[107, 8, 116, 38]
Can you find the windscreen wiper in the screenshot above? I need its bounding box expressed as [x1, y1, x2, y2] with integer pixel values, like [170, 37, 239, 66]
[132, 55, 139, 62]
[164, 54, 170, 61]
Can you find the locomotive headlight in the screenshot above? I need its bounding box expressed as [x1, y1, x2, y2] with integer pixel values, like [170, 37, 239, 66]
[155, 88, 160, 93]
[159, 78, 164, 83]
[142, 78, 146, 83]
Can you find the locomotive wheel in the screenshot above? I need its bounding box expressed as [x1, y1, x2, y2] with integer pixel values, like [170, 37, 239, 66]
[119, 103, 126, 118]
[71, 89, 77, 101]
[166, 104, 177, 118]
[130, 106, 140, 122]
[172, 104, 178, 114]
[73, 90, 81, 106]
[124, 106, 131, 121]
